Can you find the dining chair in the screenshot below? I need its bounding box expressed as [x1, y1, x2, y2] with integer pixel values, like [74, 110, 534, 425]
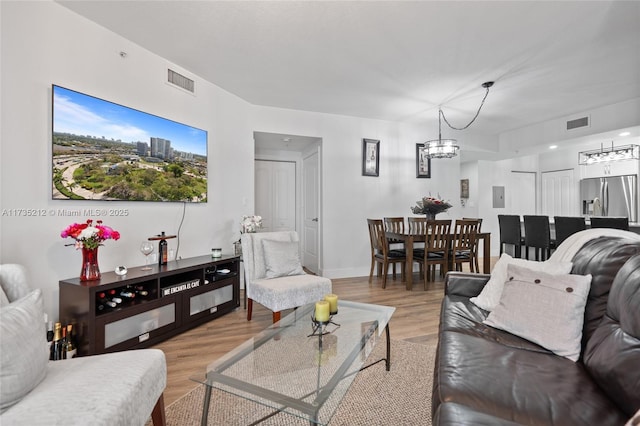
[408, 216, 428, 234]
[589, 216, 629, 231]
[408, 216, 428, 252]
[413, 219, 451, 289]
[498, 214, 525, 258]
[367, 219, 406, 289]
[462, 217, 483, 232]
[384, 217, 406, 246]
[523, 215, 554, 261]
[383, 217, 406, 275]
[553, 216, 587, 246]
[451, 219, 481, 273]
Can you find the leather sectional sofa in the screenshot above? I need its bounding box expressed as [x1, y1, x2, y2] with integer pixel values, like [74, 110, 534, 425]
[432, 234, 640, 425]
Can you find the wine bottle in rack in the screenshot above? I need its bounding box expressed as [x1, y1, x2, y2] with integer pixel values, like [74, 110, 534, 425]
[96, 292, 116, 311]
[134, 285, 149, 297]
[119, 289, 135, 299]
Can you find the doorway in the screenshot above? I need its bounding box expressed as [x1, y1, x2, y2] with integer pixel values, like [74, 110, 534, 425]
[541, 169, 576, 217]
[253, 132, 323, 274]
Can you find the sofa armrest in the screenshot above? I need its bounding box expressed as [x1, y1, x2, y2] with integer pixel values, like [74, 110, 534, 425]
[445, 272, 490, 297]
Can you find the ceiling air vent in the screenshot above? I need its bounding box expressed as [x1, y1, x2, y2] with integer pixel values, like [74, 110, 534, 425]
[167, 69, 195, 93]
[566, 116, 589, 131]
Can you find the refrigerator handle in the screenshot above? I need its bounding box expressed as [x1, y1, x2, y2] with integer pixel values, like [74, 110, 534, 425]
[598, 179, 605, 216]
[603, 181, 609, 216]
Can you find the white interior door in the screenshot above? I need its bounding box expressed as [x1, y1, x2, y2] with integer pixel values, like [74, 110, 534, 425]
[255, 160, 296, 232]
[542, 169, 576, 217]
[302, 149, 320, 273]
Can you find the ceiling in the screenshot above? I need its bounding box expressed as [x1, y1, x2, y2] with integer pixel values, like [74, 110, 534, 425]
[58, 1, 640, 158]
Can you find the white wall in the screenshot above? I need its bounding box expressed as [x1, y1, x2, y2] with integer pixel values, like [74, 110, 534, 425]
[250, 106, 463, 277]
[460, 162, 479, 216]
[0, 2, 254, 319]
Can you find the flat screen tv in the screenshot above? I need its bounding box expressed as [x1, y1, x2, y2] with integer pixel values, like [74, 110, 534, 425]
[52, 85, 207, 202]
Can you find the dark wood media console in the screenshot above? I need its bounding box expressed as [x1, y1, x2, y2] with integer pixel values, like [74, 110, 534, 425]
[59, 254, 240, 356]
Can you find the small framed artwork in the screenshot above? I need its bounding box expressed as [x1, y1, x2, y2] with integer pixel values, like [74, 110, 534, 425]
[416, 143, 431, 178]
[460, 179, 469, 198]
[362, 138, 380, 177]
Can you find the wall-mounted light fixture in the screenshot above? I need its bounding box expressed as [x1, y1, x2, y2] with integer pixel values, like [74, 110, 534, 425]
[578, 142, 639, 165]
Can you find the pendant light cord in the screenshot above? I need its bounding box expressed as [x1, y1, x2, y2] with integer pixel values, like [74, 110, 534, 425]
[439, 83, 492, 131]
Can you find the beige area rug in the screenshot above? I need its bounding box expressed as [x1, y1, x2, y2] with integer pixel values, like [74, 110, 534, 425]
[156, 339, 436, 425]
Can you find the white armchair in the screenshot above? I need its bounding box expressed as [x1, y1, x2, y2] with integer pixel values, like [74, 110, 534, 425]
[0, 264, 167, 426]
[241, 231, 332, 323]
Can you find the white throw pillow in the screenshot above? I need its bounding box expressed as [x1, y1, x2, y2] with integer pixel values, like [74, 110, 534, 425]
[262, 239, 305, 278]
[484, 263, 592, 361]
[0, 289, 49, 412]
[470, 253, 573, 311]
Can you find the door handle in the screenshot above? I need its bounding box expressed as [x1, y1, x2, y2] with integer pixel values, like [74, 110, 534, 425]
[312, 218, 318, 222]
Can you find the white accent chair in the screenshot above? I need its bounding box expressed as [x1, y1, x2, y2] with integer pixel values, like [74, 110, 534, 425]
[241, 231, 332, 323]
[0, 264, 167, 426]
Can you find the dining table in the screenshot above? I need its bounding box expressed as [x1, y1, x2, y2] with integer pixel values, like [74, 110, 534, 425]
[385, 230, 491, 291]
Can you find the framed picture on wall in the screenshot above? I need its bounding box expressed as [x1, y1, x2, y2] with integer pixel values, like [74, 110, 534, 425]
[460, 179, 470, 198]
[416, 143, 431, 178]
[362, 139, 380, 177]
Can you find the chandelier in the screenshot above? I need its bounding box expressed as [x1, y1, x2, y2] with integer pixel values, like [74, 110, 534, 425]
[578, 142, 639, 165]
[423, 81, 494, 159]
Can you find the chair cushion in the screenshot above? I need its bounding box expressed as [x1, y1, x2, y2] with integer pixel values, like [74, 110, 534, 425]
[251, 274, 332, 313]
[484, 264, 592, 361]
[261, 239, 304, 278]
[427, 251, 445, 259]
[470, 253, 573, 312]
[0, 289, 48, 412]
[387, 249, 406, 258]
[0, 349, 166, 425]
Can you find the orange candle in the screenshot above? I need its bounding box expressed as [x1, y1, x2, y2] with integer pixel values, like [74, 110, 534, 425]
[324, 294, 338, 314]
[315, 300, 330, 322]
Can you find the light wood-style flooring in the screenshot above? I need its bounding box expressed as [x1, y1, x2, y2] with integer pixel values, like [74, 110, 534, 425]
[151, 262, 495, 406]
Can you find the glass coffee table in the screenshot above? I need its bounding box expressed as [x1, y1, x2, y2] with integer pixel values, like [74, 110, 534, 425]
[190, 300, 395, 425]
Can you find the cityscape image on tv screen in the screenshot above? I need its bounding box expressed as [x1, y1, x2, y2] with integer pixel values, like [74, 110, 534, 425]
[52, 85, 208, 202]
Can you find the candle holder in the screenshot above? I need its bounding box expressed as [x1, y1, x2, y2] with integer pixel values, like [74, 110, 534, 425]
[308, 314, 340, 337]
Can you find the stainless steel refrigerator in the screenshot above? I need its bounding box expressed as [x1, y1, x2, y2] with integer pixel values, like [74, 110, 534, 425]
[580, 174, 638, 222]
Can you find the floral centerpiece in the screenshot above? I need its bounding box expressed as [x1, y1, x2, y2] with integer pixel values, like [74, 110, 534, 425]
[61, 219, 120, 281]
[410, 195, 452, 219]
[234, 215, 262, 256]
[240, 215, 262, 234]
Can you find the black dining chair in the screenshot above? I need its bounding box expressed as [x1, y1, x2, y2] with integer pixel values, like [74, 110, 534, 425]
[589, 216, 629, 231]
[554, 216, 587, 246]
[498, 215, 525, 258]
[523, 215, 554, 261]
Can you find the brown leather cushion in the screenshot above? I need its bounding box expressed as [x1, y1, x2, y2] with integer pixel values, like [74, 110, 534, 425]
[433, 330, 627, 425]
[570, 237, 640, 355]
[583, 254, 640, 417]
